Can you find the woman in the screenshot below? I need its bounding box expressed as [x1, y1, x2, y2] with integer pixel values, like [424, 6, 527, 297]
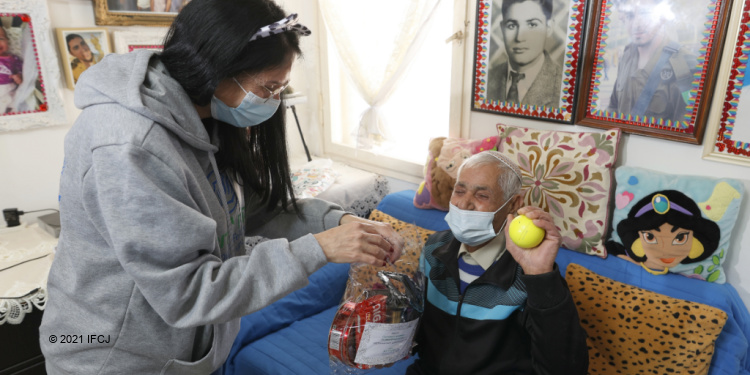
[39, 1, 403, 374]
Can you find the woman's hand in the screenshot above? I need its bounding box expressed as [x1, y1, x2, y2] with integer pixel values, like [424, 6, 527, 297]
[313, 214, 404, 266]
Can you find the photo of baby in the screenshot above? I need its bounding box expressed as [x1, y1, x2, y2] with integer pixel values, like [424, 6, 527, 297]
[0, 25, 22, 113]
[0, 14, 44, 116]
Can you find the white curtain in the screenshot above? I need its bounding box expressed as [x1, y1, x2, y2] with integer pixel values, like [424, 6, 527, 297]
[319, 0, 441, 150]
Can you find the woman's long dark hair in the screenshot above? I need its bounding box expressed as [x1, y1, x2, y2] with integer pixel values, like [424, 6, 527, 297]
[159, 0, 300, 212]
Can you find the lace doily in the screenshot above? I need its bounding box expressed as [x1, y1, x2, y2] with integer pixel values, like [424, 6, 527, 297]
[340, 175, 390, 218]
[0, 242, 54, 263]
[0, 288, 46, 325]
[0, 223, 56, 325]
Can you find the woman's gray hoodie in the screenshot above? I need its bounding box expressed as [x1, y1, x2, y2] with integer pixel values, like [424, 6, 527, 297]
[40, 50, 345, 374]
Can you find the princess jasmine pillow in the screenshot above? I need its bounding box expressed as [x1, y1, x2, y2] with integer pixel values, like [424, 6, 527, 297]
[605, 166, 744, 283]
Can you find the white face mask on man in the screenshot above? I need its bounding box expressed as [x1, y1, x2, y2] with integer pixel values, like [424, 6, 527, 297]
[444, 195, 514, 246]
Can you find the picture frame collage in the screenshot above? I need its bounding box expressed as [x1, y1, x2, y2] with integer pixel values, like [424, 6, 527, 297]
[55, 27, 169, 90]
[3, 0, 750, 168]
[471, 0, 750, 167]
[1, 0, 173, 132]
[57, 0, 175, 90]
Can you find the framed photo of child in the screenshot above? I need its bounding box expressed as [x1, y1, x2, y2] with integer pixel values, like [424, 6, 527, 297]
[0, 0, 66, 132]
[56, 28, 112, 91]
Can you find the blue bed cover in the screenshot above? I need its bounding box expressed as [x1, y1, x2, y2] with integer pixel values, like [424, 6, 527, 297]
[224, 190, 750, 375]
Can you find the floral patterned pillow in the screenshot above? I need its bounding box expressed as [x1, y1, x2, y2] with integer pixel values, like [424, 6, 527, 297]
[496, 124, 622, 256]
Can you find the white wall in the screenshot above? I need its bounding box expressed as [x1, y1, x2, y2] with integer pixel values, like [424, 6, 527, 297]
[1, 0, 749, 309]
[0, 1, 91, 222]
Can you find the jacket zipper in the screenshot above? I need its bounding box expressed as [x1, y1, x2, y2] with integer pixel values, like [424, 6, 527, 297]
[455, 292, 465, 333]
[439, 292, 466, 374]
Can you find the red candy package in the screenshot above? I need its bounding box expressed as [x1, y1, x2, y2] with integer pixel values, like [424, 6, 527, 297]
[329, 294, 388, 369]
[328, 265, 424, 373]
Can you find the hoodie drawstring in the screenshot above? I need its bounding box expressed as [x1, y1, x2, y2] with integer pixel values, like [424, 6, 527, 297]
[209, 126, 233, 260]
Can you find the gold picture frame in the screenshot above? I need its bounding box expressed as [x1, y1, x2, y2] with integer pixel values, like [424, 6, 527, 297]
[56, 28, 112, 90]
[93, 0, 185, 26]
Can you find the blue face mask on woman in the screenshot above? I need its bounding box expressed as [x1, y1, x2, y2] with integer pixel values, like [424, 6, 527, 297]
[445, 195, 514, 246]
[210, 78, 281, 127]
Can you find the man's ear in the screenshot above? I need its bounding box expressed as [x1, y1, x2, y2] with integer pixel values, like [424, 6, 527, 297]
[510, 193, 524, 213]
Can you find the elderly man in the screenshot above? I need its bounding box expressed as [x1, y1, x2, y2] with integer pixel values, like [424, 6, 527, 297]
[406, 151, 588, 375]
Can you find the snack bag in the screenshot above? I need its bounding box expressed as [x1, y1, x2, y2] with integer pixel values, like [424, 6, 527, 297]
[328, 225, 425, 373]
[328, 213, 435, 375]
[328, 220, 434, 374]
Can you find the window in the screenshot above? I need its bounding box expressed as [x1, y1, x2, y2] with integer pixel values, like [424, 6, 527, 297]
[319, 0, 469, 182]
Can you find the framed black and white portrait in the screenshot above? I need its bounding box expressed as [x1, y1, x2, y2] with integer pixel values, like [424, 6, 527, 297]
[471, 0, 588, 123]
[576, 0, 732, 144]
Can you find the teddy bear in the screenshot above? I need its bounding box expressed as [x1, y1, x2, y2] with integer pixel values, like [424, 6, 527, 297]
[429, 139, 471, 209]
[413, 137, 446, 209]
[413, 136, 500, 211]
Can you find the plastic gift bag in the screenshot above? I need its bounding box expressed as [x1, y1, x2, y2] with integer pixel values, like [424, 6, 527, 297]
[328, 225, 425, 373]
[328, 266, 423, 373]
[328, 213, 434, 375]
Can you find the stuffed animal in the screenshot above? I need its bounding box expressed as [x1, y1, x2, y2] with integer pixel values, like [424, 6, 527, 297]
[413, 137, 446, 209]
[429, 138, 471, 209]
[414, 136, 500, 211]
[437, 138, 473, 179]
[430, 162, 454, 210]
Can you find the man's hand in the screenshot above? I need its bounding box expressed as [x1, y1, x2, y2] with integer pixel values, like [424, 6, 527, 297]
[313, 214, 404, 266]
[503, 206, 561, 275]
